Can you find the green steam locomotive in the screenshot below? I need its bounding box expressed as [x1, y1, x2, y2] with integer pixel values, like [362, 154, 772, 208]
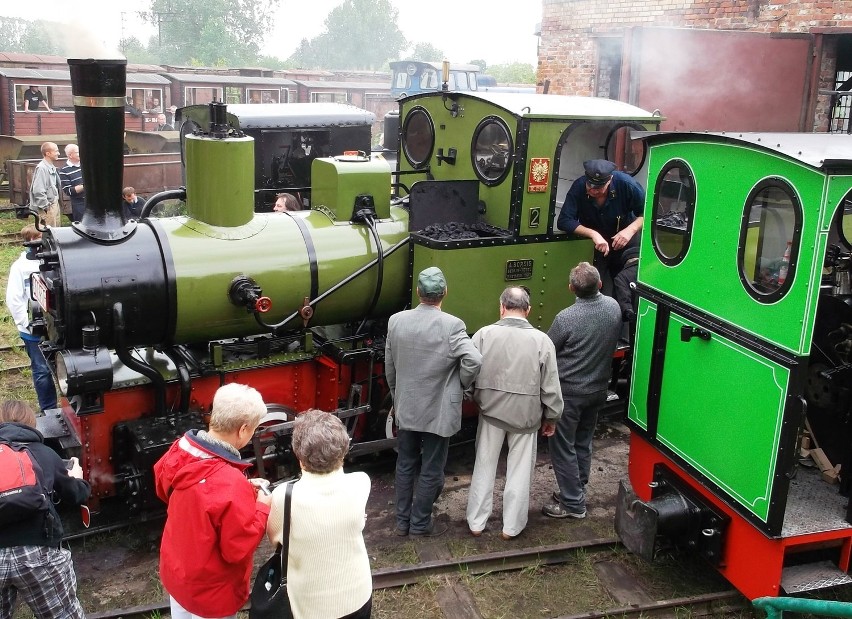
[30, 58, 660, 526]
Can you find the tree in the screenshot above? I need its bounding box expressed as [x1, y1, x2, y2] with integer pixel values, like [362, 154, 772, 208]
[122, 37, 161, 65]
[144, 0, 280, 66]
[404, 43, 445, 62]
[469, 59, 487, 72]
[288, 0, 406, 70]
[0, 18, 63, 55]
[486, 62, 536, 85]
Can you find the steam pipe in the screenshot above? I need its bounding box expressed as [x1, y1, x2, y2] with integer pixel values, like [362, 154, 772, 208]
[163, 347, 192, 414]
[141, 189, 187, 218]
[113, 302, 167, 414]
[254, 236, 409, 333]
[68, 58, 134, 243]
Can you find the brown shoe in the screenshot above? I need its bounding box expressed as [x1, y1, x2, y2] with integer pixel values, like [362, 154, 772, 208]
[469, 528, 483, 537]
[500, 531, 517, 540]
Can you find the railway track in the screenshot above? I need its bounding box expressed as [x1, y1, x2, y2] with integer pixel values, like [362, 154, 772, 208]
[0, 230, 22, 244]
[84, 537, 747, 619]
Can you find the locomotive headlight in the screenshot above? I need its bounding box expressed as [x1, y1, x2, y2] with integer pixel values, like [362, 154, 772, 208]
[56, 348, 113, 398]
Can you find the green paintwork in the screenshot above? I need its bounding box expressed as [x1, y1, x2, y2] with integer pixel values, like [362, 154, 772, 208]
[627, 297, 656, 429]
[165, 205, 410, 343]
[639, 141, 835, 356]
[657, 313, 788, 522]
[631, 135, 852, 526]
[411, 241, 586, 333]
[312, 156, 392, 221]
[185, 134, 255, 227]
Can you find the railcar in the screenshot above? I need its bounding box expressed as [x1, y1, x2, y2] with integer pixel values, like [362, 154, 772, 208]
[615, 131, 852, 598]
[28, 58, 660, 529]
[0, 59, 394, 137]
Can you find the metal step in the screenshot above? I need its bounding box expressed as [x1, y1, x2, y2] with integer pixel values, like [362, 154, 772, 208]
[782, 560, 852, 593]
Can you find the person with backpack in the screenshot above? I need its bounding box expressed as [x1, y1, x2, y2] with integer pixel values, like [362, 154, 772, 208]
[0, 399, 90, 619]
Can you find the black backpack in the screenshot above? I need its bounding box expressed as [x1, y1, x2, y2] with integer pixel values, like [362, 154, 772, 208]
[0, 441, 49, 524]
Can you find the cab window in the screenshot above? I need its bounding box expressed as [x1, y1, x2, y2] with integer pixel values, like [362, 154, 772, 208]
[471, 117, 513, 185]
[840, 194, 852, 249]
[402, 107, 434, 169]
[738, 179, 802, 301]
[652, 161, 695, 265]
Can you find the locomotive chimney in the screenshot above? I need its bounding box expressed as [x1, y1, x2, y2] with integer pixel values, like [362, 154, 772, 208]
[68, 58, 133, 242]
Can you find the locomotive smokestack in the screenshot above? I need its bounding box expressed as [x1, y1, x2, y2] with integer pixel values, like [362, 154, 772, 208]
[68, 58, 132, 241]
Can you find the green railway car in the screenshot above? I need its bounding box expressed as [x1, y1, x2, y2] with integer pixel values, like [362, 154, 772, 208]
[616, 132, 852, 599]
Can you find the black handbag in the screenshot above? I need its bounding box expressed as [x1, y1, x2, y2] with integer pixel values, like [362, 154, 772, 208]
[250, 481, 294, 619]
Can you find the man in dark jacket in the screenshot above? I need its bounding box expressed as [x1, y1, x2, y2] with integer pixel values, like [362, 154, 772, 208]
[0, 400, 90, 618]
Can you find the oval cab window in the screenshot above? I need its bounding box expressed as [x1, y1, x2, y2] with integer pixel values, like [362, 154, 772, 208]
[652, 161, 695, 265]
[738, 179, 802, 302]
[471, 117, 513, 185]
[402, 107, 434, 169]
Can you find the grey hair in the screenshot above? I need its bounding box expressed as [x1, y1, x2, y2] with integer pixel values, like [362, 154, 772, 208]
[500, 286, 530, 311]
[292, 410, 350, 474]
[64, 143, 79, 156]
[208, 383, 266, 434]
[570, 262, 601, 298]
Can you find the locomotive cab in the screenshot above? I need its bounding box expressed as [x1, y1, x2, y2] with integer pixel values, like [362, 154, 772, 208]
[615, 132, 852, 598]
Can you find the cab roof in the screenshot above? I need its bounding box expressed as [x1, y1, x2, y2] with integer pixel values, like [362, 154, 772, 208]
[640, 131, 852, 173]
[407, 91, 662, 122]
[226, 103, 375, 129]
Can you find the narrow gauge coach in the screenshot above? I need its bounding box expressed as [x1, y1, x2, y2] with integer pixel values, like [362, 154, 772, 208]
[29, 58, 660, 530]
[615, 131, 852, 599]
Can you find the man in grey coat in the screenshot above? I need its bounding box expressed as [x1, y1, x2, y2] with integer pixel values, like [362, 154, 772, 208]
[542, 262, 621, 519]
[466, 286, 563, 540]
[386, 267, 482, 537]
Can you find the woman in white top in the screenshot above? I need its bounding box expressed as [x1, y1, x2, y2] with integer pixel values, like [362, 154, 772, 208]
[267, 410, 372, 619]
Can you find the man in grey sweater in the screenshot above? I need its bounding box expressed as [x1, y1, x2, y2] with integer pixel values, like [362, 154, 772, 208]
[543, 262, 621, 519]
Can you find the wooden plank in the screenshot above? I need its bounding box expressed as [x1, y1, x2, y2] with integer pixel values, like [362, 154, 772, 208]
[435, 577, 483, 619]
[593, 560, 654, 605]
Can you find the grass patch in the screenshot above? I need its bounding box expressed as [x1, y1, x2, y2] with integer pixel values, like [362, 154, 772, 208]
[465, 558, 612, 619]
[372, 581, 443, 619]
[369, 540, 420, 569]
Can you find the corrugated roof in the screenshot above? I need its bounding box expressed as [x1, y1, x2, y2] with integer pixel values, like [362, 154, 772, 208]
[293, 80, 389, 91]
[162, 73, 296, 86]
[0, 68, 170, 84]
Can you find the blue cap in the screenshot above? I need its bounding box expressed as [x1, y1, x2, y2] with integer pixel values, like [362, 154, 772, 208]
[584, 160, 616, 186]
[417, 267, 447, 298]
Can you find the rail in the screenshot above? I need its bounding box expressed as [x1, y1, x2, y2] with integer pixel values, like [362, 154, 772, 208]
[84, 536, 745, 619]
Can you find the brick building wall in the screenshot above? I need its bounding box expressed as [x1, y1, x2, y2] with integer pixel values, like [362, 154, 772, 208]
[539, 0, 852, 131]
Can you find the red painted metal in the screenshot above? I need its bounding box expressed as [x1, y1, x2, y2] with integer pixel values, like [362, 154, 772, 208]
[67, 355, 374, 507]
[628, 27, 813, 132]
[629, 433, 852, 599]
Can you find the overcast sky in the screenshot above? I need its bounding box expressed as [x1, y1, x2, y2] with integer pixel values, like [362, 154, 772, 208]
[2, 0, 540, 67]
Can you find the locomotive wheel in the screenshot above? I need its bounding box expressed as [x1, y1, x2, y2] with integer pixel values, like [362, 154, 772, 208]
[366, 392, 398, 451]
[806, 361, 843, 409]
[252, 404, 298, 479]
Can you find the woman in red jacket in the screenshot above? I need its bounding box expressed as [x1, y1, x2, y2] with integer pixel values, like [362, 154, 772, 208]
[155, 383, 273, 619]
